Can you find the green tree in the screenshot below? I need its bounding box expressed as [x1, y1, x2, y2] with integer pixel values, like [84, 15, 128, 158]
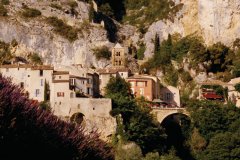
[154, 33, 160, 54]
[105, 77, 166, 154]
[201, 132, 240, 160]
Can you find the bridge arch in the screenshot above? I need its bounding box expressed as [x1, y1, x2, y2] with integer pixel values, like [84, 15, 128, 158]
[152, 108, 189, 123]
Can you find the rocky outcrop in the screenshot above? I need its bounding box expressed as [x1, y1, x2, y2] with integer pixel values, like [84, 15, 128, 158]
[0, 0, 113, 68]
[144, 0, 240, 57]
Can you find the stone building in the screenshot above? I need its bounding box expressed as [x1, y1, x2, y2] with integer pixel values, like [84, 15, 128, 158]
[127, 75, 160, 101]
[111, 43, 127, 67]
[0, 64, 53, 102]
[97, 68, 130, 95]
[160, 86, 181, 107]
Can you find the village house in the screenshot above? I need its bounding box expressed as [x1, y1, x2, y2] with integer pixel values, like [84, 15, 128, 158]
[0, 64, 53, 102]
[55, 65, 98, 97]
[97, 68, 130, 95]
[127, 75, 160, 101]
[160, 86, 181, 107]
[228, 77, 240, 107]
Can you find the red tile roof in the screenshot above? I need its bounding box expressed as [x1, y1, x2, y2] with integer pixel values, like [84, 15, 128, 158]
[203, 93, 223, 99]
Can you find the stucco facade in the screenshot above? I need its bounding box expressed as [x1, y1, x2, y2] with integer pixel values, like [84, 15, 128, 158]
[160, 86, 181, 107]
[0, 64, 53, 102]
[127, 75, 160, 101]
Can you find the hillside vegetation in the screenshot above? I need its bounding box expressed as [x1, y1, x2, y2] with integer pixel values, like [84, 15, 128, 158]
[96, 0, 183, 30]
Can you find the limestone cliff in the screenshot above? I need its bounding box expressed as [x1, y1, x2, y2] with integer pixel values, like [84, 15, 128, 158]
[144, 0, 240, 57]
[0, 0, 112, 67]
[1, 0, 240, 66]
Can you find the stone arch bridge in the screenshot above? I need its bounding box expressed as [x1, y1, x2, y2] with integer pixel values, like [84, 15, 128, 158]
[152, 107, 189, 123]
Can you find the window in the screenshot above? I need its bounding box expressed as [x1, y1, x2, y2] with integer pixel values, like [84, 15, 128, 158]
[77, 104, 80, 109]
[87, 88, 90, 94]
[70, 78, 75, 86]
[6, 68, 9, 72]
[35, 89, 40, 97]
[145, 81, 148, 87]
[140, 88, 144, 95]
[70, 92, 74, 98]
[40, 79, 44, 86]
[59, 76, 61, 79]
[39, 70, 43, 76]
[121, 73, 123, 76]
[28, 75, 30, 77]
[57, 92, 64, 97]
[20, 82, 24, 88]
[166, 93, 172, 101]
[82, 81, 85, 84]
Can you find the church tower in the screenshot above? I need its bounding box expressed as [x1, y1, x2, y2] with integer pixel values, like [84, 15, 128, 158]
[111, 43, 126, 68]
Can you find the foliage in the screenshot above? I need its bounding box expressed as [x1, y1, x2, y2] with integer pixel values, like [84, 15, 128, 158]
[29, 53, 42, 64]
[115, 142, 143, 160]
[93, 46, 111, 60]
[0, 75, 113, 160]
[50, 3, 63, 10]
[21, 7, 41, 18]
[187, 100, 240, 141]
[136, 43, 145, 60]
[201, 132, 240, 160]
[0, 4, 7, 16]
[1, 0, 9, 5]
[39, 101, 51, 111]
[190, 128, 207, 154]
[89, 1, 95, 22]
[234, 83, 240, 93]
[46, 16, 78, 42]
[123, 0, 183, 27]
[67, 0, 78, 8]
[105, 77, 166, 154]
[207, 42, 233, 73]
[0, 40, 11, 64]
[11, 39, 18, 47]
[99, 3, 114, 18]
[163, 66, 179, 87]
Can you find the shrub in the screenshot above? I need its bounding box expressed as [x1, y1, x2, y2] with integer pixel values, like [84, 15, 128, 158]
[136, 43, 145, 60]
[67, 0, 78, 8]
[1, 0, 9, 5]
[21, 7, 41, 18]
[0, 4, 7, 16]
[0, 75, 113, 159]
[29, 53, 42, 64]
[46, 16, 78, 42]
[50, 3, 63, 10]
[93, 46, 111, 60]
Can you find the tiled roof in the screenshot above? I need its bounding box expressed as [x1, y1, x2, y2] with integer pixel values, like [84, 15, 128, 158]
[0, 64, 53, 70]
[203, 93, 223, 99]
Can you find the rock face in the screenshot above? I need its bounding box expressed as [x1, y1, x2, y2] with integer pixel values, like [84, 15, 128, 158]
[0, 0, 112, 68]
[144, 0, 240, 57]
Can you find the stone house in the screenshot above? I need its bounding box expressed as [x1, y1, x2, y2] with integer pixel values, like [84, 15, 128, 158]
[160, 86, 181, 107]
[0, 64, 53, 102]
[127, 75, 160, 101]
[50, 70, 116, 140]
[228, 77, 240, 107]
[97, 68, 130, 95]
